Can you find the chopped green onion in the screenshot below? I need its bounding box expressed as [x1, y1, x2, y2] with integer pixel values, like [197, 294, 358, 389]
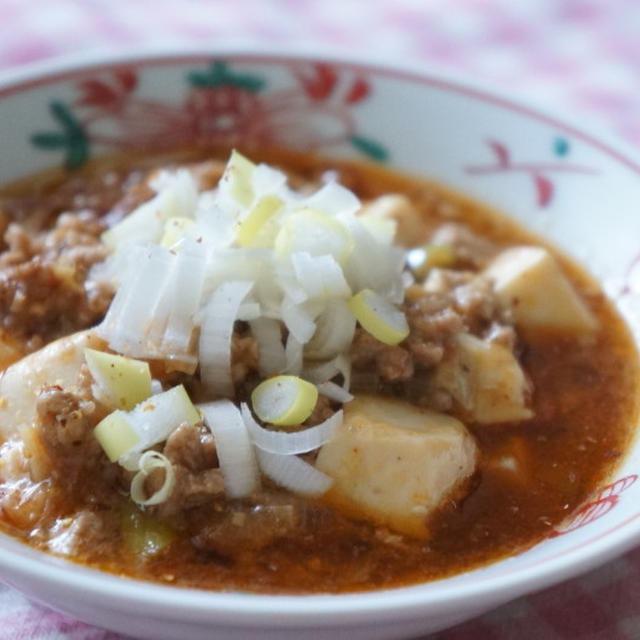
[348, 288, 409, 346]
[251, 375, 318, 426]
[84, 348, 152, 411]
[94, 411, 141, 462]
[237, 194, 283, 247]
[224, 150, 256, 207]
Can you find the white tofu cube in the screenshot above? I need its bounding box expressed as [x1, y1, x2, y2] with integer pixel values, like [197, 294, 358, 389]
[315, 395, 477, 538]
[484, 247, 596, 333]
[434, 332, 533, 424]
[0, 330, 105, 440]
[360, 194, 428, 247]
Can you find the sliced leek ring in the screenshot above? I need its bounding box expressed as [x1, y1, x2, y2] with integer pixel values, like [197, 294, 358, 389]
[237, 194, 283, 247]
[94, 411, 141, 462]
[251, 375, 319, 426]
[348, 288, 409, 346]
[274, 209, 353, 264]
[84, 348, 152, 411]
[130, 451, 176, 506]
[160, 216, 196, 248]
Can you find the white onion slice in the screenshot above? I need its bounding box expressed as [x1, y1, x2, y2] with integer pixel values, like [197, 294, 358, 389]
[99, 245, 175, 357]
[194, 192, 237, 250]
[303, 354, 352, 391]
[201, 400, 260, 498]
[281, 298, 316, 344]
[284, 333, 303, 375]
[317, 381, 354, 404]
[148, 168, 199, 216]
[162, 239, 207, 355]
[252, 163, 287, 195]
[205, 249, 272, 298]
[101, 194, 164, 249]
[249, 317, 286, 375]
[237, 302, 261, 321]
[275, 259, 308, 305]
[303, 181, 361, 216]
[255, 449, 333, 496]
[291, 252, 351, 299]
[130, 451, 176, 506]
[241, 404, 342, 455]
[199, 280, 254, 397]
[338, 211, 406, 302]
[305, 299, 356, 360]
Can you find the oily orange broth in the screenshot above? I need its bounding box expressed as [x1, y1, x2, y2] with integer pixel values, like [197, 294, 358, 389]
[0, 147, 637, 593]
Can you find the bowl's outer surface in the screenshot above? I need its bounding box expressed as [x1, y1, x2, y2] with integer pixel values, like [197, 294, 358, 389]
[1, 49, 640, 640]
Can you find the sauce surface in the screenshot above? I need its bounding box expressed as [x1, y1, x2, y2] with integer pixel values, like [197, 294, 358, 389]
[0, 148, 637, 593]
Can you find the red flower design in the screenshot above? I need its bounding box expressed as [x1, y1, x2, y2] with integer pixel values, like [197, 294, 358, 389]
[32, 60, 388, 165]
[465, 138, 597, 209]
[295, 63, 337, 101]
[76, 67, 138, 111]
[550, 474, 638, 537]
[185, 86, 269, 145]
[345, 78, 370, 104]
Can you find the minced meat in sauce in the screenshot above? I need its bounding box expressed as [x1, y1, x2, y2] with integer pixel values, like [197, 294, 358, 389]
[0, 148, 636, 594]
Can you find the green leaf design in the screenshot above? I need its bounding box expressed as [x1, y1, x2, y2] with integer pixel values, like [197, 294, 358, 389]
[50, 101, 78, 130]
[350, 135, 389, 162]
[30, 132, 67, 148]
[30, 101, 90, 170]
[186, 61, 265, 92]
[64, 138, 90, 170]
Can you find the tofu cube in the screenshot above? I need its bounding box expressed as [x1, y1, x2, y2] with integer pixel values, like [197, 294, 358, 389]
[315, 395, 477, 538]
[434, 332, 533, 424]
[0, 330, 105, 440]
[360, 195, 428, 247]
[484, 247, 596, 333]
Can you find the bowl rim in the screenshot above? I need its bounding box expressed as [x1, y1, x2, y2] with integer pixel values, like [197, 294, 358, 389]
[0, 45, 639, 627]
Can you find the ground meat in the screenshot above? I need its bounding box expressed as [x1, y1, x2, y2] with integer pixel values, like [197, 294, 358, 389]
[405, 273, 511, 359]
[192, 501, 300, 555]
[33, 381, 105, 486]
[305, 394, 336, 426]
[36, 385, 97, 449]
[430, 222, 499, 269]
[351, 251, 516, 405]
[156, 421, 225, 521]
[350, 330, 414, 383]
[154, 467, 225, 520]
[0, 211, 112, 348]
[163, 423, 218, 473]
[231, 333, 258, 386]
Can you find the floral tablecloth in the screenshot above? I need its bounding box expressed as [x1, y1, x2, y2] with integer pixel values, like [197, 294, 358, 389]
[1, 0, 640, 638]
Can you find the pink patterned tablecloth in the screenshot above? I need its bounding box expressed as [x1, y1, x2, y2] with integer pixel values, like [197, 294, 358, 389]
[1, 1, 640, 638]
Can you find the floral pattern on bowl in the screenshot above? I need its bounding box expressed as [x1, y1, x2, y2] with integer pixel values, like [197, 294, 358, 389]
[29, 60, 388, 169]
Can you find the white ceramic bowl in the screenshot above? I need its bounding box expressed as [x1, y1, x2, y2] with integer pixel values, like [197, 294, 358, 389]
[0, 48, 639, 640]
